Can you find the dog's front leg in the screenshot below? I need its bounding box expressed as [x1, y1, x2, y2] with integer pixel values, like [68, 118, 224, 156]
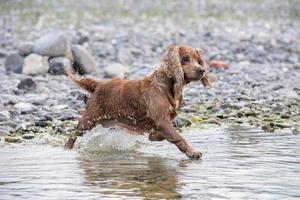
[157, 120, 202, 159]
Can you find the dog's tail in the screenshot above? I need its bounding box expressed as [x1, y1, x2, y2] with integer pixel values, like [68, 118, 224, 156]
[66, 70, 98, 93]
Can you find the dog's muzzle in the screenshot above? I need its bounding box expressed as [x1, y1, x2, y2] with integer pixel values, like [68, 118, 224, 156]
[196, 69, 205, 77]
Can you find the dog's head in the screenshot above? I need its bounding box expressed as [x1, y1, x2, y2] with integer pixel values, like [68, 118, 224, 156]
[160, 45, 211, 106]
[161, 44, 210, 86]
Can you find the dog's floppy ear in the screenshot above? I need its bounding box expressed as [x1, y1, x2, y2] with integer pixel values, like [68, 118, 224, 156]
[161, 45, 184, 109]
[196, 49, 211, 87]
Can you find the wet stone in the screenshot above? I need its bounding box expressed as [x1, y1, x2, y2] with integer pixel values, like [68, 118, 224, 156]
[173, 117, 192, 128]
[5, 53, 24, 73]
[4, 136, 22, 143]
[17, 78, 37, 91]
[22, 133, 35, 139]
[48, 57, 72, 75]
[35, 120, 49, 127]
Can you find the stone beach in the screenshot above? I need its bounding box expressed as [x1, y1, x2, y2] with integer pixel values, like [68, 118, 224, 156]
[0, 0, 299, 143]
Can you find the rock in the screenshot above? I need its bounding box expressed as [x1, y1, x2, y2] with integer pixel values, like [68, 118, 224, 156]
[275, 123, 292, 128]
[0, 127, 13, 137]
[0, 49, 6, 57]
[292, 127, 300, 135]
[173, 116, 192, 128]
[4, 53, 24, 73]
[262, 122, 275, 132]
[103, 63, 130, 78]
[59, 110, 78, 121]
[35, 120, 49, 127]
[14, 103, 36, 114]
[0, 120, 18, 128]
[5, 136, 22, 143]
[0, 111, 10, 122]
[77, 31, 89, 44]
[32, 33, 69, 57]
[18, 42, 33, 56]
[206, 118, 221, 125]
[22, 133, 35, 139]
[190, 116, 205, 123]
[22, 54, 49, 75]
[49, 57, 72, 75]
[280, 113, 291, 119]
[244, 109, 257, 117]
[72, 45, 97, 74]
[17, 78, 37, 91]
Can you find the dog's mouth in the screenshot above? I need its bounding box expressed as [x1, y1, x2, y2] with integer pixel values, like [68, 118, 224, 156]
[196, 69, 205, 78]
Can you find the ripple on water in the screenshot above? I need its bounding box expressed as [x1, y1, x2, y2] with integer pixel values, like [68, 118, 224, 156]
[0, 126, 300, 199]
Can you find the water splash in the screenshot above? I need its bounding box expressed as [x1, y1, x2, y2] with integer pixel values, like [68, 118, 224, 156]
[75, 126, 149, 153]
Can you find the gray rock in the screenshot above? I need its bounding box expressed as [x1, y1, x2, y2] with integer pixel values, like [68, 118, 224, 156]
[0, 49, 7, 57]
[22, 54, 49, 75]
[173, 116, 192, 128]
[103, 63, 130, 78]
[35, 120, 49, 127]
[49, 57, 72, 75]
[0, 120, 18, 128]
[32, 33, 69, 57]
[72, 45, 97, 74]
[0, 111, 10, 122]
[4, 53, 24, 73]
[14, 102, 36, 114]
[22, 133, 35, 139]
[77, 31, 89, 44]
[18, 42, 33, 56]
[0, 126, 13, 137]
[17, 78, 37, 91]
[5, 136, 22, 143]
[59, 110, 78, 121]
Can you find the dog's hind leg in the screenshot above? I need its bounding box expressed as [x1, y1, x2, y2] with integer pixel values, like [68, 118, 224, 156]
[65, 103, 105, 149]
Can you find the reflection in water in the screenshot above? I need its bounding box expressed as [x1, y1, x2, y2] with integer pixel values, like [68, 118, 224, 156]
[0, 126, 300, 199]
[78, 153, 183, 199]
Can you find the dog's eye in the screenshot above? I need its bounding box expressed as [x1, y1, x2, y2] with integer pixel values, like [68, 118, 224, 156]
[182, 56, 189, 62]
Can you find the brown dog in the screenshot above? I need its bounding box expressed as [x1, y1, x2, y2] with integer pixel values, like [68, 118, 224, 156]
[66, 44, 210, 159]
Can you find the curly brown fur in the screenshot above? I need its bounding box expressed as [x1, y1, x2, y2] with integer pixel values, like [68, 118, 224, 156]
[65, 44, 210, 160]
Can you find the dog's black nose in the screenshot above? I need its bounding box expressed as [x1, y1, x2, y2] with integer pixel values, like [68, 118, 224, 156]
[197, 69, 204, 76]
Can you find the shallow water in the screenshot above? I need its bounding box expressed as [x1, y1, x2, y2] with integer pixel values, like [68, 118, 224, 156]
[0, 126, 300, 200]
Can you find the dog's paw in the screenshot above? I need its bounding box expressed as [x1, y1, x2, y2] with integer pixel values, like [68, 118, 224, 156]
[186, 148, 202, 160]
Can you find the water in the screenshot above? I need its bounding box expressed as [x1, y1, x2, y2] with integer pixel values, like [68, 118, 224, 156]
[0, 126, 300, 199]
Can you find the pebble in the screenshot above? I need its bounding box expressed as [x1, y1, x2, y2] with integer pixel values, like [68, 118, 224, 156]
[0, 111, 10, 122]
[17, 78, 37, 91]
[32, 33, 69, 57]
[22, 54, 49, 75]
[71, 45, 97, 74]
[173, 117, 192, 128]
[5, 136, 22, 143]
[49, 57, 72, 75]
[14, 103, 36, 114]
[4, 53, 24, 73]
[22, 133, 35, 139]
[292, 127, 300, 135]
[18, 42, 33, 56]
[0, 126, 13, 137]
[103, 63, 130, 78]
